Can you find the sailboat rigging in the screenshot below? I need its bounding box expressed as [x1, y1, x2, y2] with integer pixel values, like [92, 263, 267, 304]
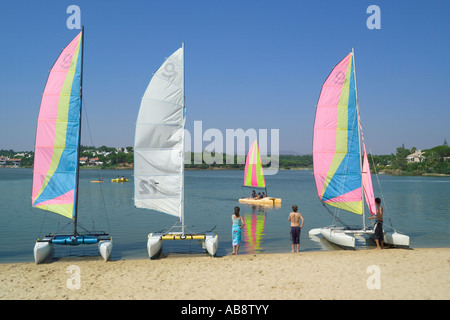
[32, 27, 112, 263]
[309, 49, 409, 249]
[134, 43, 218, 259]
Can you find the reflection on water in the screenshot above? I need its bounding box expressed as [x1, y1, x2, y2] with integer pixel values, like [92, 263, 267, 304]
[242, 205, 268, 254]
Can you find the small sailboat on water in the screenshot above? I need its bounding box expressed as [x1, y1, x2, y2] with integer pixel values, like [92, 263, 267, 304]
[134, 43, 218, 259]
[238, 140, 281, 206]
[309, 49, 409, 249]
[32, 28, 112, 263]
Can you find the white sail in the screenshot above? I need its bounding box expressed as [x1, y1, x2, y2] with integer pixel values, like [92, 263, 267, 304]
[134, 47, 184, 218]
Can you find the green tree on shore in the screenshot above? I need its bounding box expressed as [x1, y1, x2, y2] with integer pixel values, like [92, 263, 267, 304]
[391, 144, 410, 171]
[5, 144, 450, 175]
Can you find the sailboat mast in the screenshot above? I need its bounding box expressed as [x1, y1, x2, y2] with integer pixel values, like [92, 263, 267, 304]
[73, 26, 84, 237]
[352, 48, 366, 229]
[181, 41, 185, 237]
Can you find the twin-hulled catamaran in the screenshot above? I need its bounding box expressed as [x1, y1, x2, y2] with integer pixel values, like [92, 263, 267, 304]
[238, 140, 281, 206]
[32, 28, 112, 264]
[134, 44, 218, 259]
[309, 49, 409, 249]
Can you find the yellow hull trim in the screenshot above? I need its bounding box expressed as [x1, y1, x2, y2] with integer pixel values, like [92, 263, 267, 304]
[160, 234, 206, 240]
[238, 197, 282, 205]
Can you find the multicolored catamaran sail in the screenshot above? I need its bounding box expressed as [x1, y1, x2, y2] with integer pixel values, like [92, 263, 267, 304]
[312, 51, 375, 216]
[238, 140, 281, 205]
[135, 43, 218, 259]
[32, 32, 83, 219]
[310, 50, 409, 248]
[32, 29, 112, 263]
[243, 140, 266, 190]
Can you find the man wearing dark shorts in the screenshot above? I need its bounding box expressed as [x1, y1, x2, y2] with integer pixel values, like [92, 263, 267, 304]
[369, 197, 384, 249]
[288, 205, 304, 253]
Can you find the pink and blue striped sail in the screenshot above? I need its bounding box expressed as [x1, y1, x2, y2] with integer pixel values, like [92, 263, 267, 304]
[313, 53, 363, 215]
[361, 120, 377, 215]
[32, 32, 83, 220]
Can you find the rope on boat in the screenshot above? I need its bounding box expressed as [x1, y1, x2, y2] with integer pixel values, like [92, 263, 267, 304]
[368, 146, 396, 231]
[81, 98, 113, 237]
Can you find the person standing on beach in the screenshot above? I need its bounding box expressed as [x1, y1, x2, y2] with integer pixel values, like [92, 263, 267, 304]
[231, 206, 245, 255]
[369, 197, 384, 249]
[288, 205, 304, 253]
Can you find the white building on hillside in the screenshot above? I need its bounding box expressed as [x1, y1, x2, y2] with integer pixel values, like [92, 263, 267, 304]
[406, 149, 425, 163]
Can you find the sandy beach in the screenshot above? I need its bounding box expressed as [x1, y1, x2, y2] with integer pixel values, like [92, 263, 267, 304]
[0, 248, 448, 300]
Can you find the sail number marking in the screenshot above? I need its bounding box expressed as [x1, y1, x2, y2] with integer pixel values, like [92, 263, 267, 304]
[139, 179, 159, 195]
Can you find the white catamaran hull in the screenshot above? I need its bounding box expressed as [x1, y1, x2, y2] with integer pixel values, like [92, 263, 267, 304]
[319, 228, 356, 249]
[147, 232, 218, 259]
[147, 234, 163, 260]
[204, 233, 219, 257]
[98, 240, 113, 261]
[34, 239, 112, 264]
[34, 241, 54, 264]
[384, 231, 410, 248]
[311, 227, 410, 249]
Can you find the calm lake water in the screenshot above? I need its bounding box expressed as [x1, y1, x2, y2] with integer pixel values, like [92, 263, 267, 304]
[0, 168, 449, 263]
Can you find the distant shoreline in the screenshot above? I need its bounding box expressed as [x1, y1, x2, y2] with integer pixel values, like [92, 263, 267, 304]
[1, 166, 449, 177]
[1, 165, 312, 171]
[378, 169, 450, 177]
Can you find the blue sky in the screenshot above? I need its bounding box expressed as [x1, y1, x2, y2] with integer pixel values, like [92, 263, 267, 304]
[1, 0, 449, 155]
